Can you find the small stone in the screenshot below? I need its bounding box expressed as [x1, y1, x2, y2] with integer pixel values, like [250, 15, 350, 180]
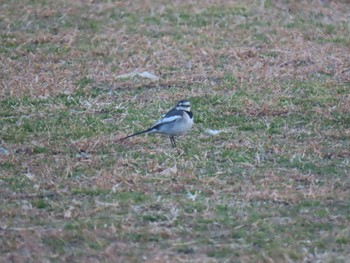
[0, 147, 9, 155]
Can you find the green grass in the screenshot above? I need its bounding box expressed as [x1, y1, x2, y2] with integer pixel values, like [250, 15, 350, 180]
[1, 0, 350, 262]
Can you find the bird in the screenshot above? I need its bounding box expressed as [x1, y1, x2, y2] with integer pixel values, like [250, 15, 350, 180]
[120, 100, 194, 148]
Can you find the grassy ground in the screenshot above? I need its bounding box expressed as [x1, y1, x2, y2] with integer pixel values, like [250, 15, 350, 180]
[1, 0, 350, 262]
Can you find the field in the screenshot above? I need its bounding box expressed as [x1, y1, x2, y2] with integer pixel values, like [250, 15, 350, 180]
[1, 0, 350, 262]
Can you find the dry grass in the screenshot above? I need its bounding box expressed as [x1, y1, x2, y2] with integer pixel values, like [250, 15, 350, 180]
[1, 0, 350, 262]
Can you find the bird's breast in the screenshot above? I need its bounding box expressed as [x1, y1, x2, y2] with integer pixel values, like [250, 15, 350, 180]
[179, 111, 194, 133]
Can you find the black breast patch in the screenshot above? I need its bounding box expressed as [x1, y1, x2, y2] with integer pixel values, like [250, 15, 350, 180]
[186, 111, 193, 119]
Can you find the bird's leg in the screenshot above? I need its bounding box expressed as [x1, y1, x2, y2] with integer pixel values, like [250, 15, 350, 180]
[169, 136, 177, 148]
[172, 136, 177, 148]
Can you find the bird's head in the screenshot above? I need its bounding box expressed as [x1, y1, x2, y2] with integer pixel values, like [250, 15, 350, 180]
[176, 100, 191, 112]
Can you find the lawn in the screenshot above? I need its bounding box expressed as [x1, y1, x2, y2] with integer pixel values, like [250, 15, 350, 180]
[1, 0, 350, 262]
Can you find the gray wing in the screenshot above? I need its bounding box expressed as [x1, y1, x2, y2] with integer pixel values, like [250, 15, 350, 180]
[152, 107, 183, 127]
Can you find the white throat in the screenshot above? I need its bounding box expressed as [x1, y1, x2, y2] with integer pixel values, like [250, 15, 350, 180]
[176, 106, 191, 112]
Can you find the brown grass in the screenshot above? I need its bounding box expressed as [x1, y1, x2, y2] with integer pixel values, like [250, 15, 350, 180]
[1, 0, 350, 262]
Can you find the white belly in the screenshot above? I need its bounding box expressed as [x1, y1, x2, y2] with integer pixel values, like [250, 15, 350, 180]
[157, 112, 193, 136]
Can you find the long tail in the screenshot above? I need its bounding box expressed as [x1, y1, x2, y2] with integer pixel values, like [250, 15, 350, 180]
[119, 127, 155, 141]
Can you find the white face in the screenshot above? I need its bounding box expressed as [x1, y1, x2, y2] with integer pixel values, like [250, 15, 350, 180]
[176, 100, 191, 111]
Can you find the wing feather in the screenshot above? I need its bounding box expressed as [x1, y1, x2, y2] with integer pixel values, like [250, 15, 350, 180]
[153, 114, 181, 126]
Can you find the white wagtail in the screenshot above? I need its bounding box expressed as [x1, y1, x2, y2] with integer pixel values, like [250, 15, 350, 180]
[120, 100, 194, 147]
